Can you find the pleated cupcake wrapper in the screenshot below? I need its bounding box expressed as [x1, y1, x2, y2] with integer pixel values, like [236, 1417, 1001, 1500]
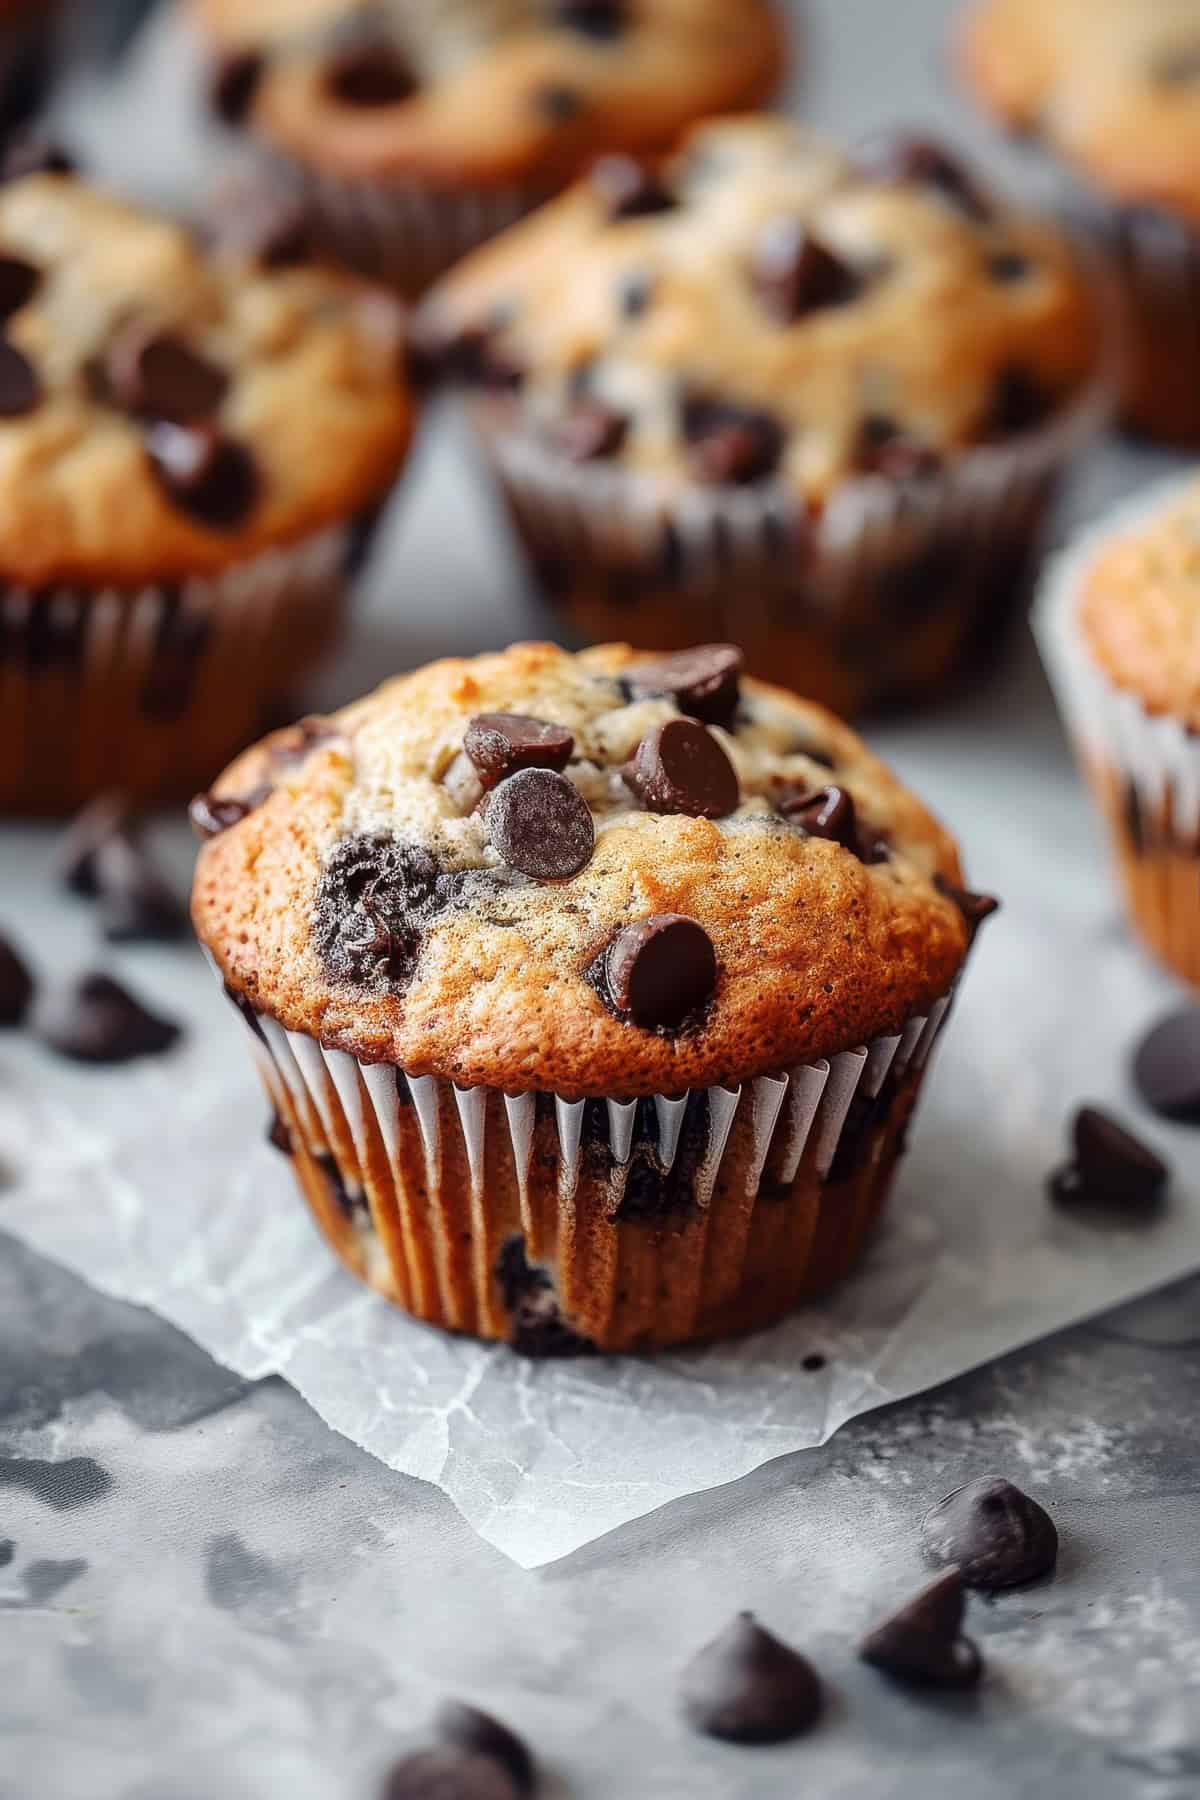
[0, 523, 347, 814]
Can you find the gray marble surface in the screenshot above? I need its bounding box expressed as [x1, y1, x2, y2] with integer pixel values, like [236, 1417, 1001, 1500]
[6, 0, 1200, 1794]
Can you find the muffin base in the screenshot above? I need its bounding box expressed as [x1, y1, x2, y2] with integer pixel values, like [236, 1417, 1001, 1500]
[1093, 764, 1200, 988]
[228, 990, 954, 1355]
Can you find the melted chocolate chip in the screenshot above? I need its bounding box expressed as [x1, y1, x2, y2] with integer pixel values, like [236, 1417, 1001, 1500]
[861, 134, 991, 221]
[57, 792, 133, 895]
[2, 139, 75, 182]
[434, 1704, 535, 1797]
[1133, 1008, 1200, 1123]
[591, 153, 676, 220]
[780, 784, 887, 863]
[551, 398, 628, 462]
[554, 0, 628, 38]
[534, 84, 584, 122]
[0, 932, 34, 1026]
[106, 327, 229, 425]
[605, 913, 717, 1029]
[752, 219, 860, 323]
[922, 1476, 1058, 1590]
[494, 1236, 595, 1358]
[682, 395, 784, 486]
[464, 713, 574, 790]
[210, 49, 264, 124]
[988, 366, 1052, 437]
[935, 872, 1000, 930]
[859, 1570, 982, 1689]
[145, 424, 258, 529]
[626, 644, 743, 728]
[380, 1748, 519, 1800]
[325, 41, 417, 107]
[1050, 1106, 1169, 1218]
[618, 269, 655, 319]
[0, 254, 38, 320]
[0, 338, 40, 415]
[857, 415, 943, 481]
[625, 717, 738, 819]
[314, 834, 473, 988]
[681, 1613, 822, 1744]
[188, 790, 266, 839]
[37, 973, 181, 1064]
[486, 768, 595, 880]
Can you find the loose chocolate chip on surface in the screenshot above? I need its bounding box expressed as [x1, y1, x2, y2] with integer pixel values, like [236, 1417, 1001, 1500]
[626, 643, 743, 727]
[752, 218, 859, 322]
[857, 415, 943, 481]
[922, 1475, 1058, 1590]
[1050, 1106, 1169, 1218]
[1133, 1009, 1200, 1122]
[107, 327, 229, 424]
[988, 366, 1051, 437]
[625, 717, 738, 819]
[325, 41, 417, 107]
[211, 49, 264, 124]
[90, 835, 189, 944]
[464, 713, 575, 790]
[2, 138, 75, 181]
[681, 1612, 822, 1744]
[434, 1703, 535, 1795]
[380, 1747, 519, 1800]
[861, 134, 990, 221]
[0, 337, 40, 415]
[315, 834, 478, 988]
[37, 973, 181, 1065]
[780, 783, 887, 862]
[591, 153, 675, 219]
[0, 254, 38, 320]
[0, 932, 34, 1026]
[487, 768, 595, 881]
[551, 398, 628, 462]
[146, 423, 258, 529]
[682, 395, 784, 486]
[859, 1570, 982, 1689]
[605, 913, 717, 1030]
[1149, 44, 1200, 85]
[555, 0, 628, 38]
[934, 872, 1000, 929]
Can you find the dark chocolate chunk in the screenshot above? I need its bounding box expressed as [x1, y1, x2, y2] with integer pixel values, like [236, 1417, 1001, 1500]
[106, 326, 229, 424]
[1050, 1106, 1169, 1218]
[434, 1704, 535, 1796]
[987, 366, 1052, 437]
[314, 834, 473, 988]
[922, 1476, 1058, 1590]
[934, 872, 1000, 930]
[857, 415, 943, 481]
[801, 1352, 826, 1372]
[752, 218, 859, 323]
[1133, 1008, 1200, 1123]
[681, 1613, 822, 1744]
[145, 423, 258, 529]
[36, 973, 181, 1065]
[551, 398, 629, 462]
[860, 134, 990, 221]
[464, 713, 575, 790]
[325, 41, 417, 107]
[90, 835, 189, 944]
[626, 644, 743, 727]
[210, 49, 264, 124]
[494, 1236, 595, 1358]
[859, 1570, 982, 1689]
[534, 84, 584, 123]
[605, 913, 717, 1029]
[317, 1151, 367, 1222]
[1, 139, 75, 182]
[486, 769, 594, 881]
[188, 790, 264, 839]
[617, 268, 655, 319]
[380, 1747, 519, 1800]
[988, 248, 1031, 283]
[57, 792, 133, 895]
[591, 153, 676, 220]
[0, 932, 34, 1026]
[554, 0, 629, 39]
[682, 395, 784, 486]
[625, 717, 738, 819]
[0, 254, 38, 320]
[0, 337, 40, 415]
[267, 1109, 292, 1155]
[780, 784, 887, 863]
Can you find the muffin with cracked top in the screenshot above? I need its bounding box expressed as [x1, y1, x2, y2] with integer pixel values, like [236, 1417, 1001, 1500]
[0, 159, 414, 813]
[191, 639, 995, 1353]
[191, 0, 788, 296]
[415, 116, 1104, 718]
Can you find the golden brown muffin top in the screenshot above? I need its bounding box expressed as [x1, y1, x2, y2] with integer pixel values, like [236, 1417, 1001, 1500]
[414, 117, 1098, 507]
[1078, 476, 1200, 729]
[0, 169, 413, 586]
[193, 0, 786, 192]
[959, 0, 1200, 225]
[191, 641, 985, 1098]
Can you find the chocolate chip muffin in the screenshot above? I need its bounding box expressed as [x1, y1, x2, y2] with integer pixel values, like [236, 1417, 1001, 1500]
[415, 117, 1104, 718]
[191, 639, 994, 1354]
[191, 0, 788, 295]
[958, 0, 1200, 441]
[1037, 474, 1200, 989]
[0, 161, 414, 814]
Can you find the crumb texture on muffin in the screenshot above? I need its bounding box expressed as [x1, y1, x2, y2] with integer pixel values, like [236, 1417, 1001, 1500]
[416, 116, 1097, 505]
[192, 641, 976, 1096]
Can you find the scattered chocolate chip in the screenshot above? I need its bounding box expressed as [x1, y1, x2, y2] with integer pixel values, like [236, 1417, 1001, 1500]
[551, 398, 629, 462]
[1133, 1009, 1200, 1123]
[314, 834, 475, 988]
[605, 913, 716, 1029]
[934, 872, 1000, 930]
[987, 366, 1051, 437]
[494, 1236, 595, 1357]
[681, 1613, 822, 1744]
[427, 321, 523, 391]
[801, 1352, 826, 1372]
[1050, 1106, 1169, 1218]
[617, 268, 655, 319]
[145, 423, 258, 529]
[267, 1109, 292, 1154]
[860, 135, 990, 221]
[625, 717, 738, 819]
[90, 835, 188, 944]
[0, 932, 34, 1025]
[534, 84, 583, 123]
[210, 49, 264, 124]
[1, 139, 75, 182]
[0, 254, 38, 320]
[0, 337, 40, 415]
[554, 0, 628, 38]
[106, 326, 229, 425]
[380, 1748, 519, 1800]
[859, 1570, 982, 1689]
[464, 713, 575, 790]
[988, 248, 1031, 283]
[682, 395, 783, 486]
[325, 41, 417, 107]
[36, 973, 181, 1065]
[752, 219, 859, 323]
[626, 644, 744, 728]
[486, 768, 594, 881]
[922, 1476, 1058, 1590]
[434, 1704, 535, 1795]
[591, 153, 675, 220]
[857, 415, 942, 481]
[188, 789, 267, 839]
[57, 792, 133, 895]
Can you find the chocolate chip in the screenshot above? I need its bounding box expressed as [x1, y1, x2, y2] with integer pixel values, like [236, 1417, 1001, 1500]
[494, 1236, 595, 1358]
[988, 248, 1031, 283]
[36, 973, 181, 1064]
[626, 644, 744, 728]
[752, 219, 859, 323]
[380, 1748, 520, 1800]
[922, 1476, 1058, 1590]
[188, 790, 266, 839]
[1133, 1009, 1200, 1122]
[210, 49, 264, 124]
[0, 254, 38, 320]
[987, 366, 1051, 437]
[1, 139, 74, 182]
[681, 1613, 822, 1744]
[90, 835, 188, 944]
[57, 792, 133, 895]
[0, 338, 39, 415]
[860, 135, 990, 221]
[0, 932, 34, 1026]
[681, 396, 783, 486]
[267, 1109, 292, 1154]
[534, 84, 583, 122]
[605, 913, 717, 1029]
[625, 717, 738, 819]
[434, 1704, 535, 1795]
[935, 872, 1000, 930]
[106, 327, 229, 425]
[314, 834, 476, 988]
[859, 1570, 982, 1689]
[591, 153, 676, 220]
[325, 41, 417, 107]
[146, 424, 258, 529]
[1050, 1106, 1169, 1218]
[551, 398, 628, 462]
[486, 768, 594, 881]
[857, 415, 942, 481]
[617, 268, 655, 319]
[464, 713, 575, 790]
[554, 0, 628, 38]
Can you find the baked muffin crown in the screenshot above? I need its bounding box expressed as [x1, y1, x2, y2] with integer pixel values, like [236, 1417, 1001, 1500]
[0, 168, 413, 586]
[191, 641, 983, 1098]
[414, 116, 1098, 505]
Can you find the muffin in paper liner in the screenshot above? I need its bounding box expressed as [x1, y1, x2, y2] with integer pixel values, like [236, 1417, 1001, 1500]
[1034, 473, 1200, 989]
